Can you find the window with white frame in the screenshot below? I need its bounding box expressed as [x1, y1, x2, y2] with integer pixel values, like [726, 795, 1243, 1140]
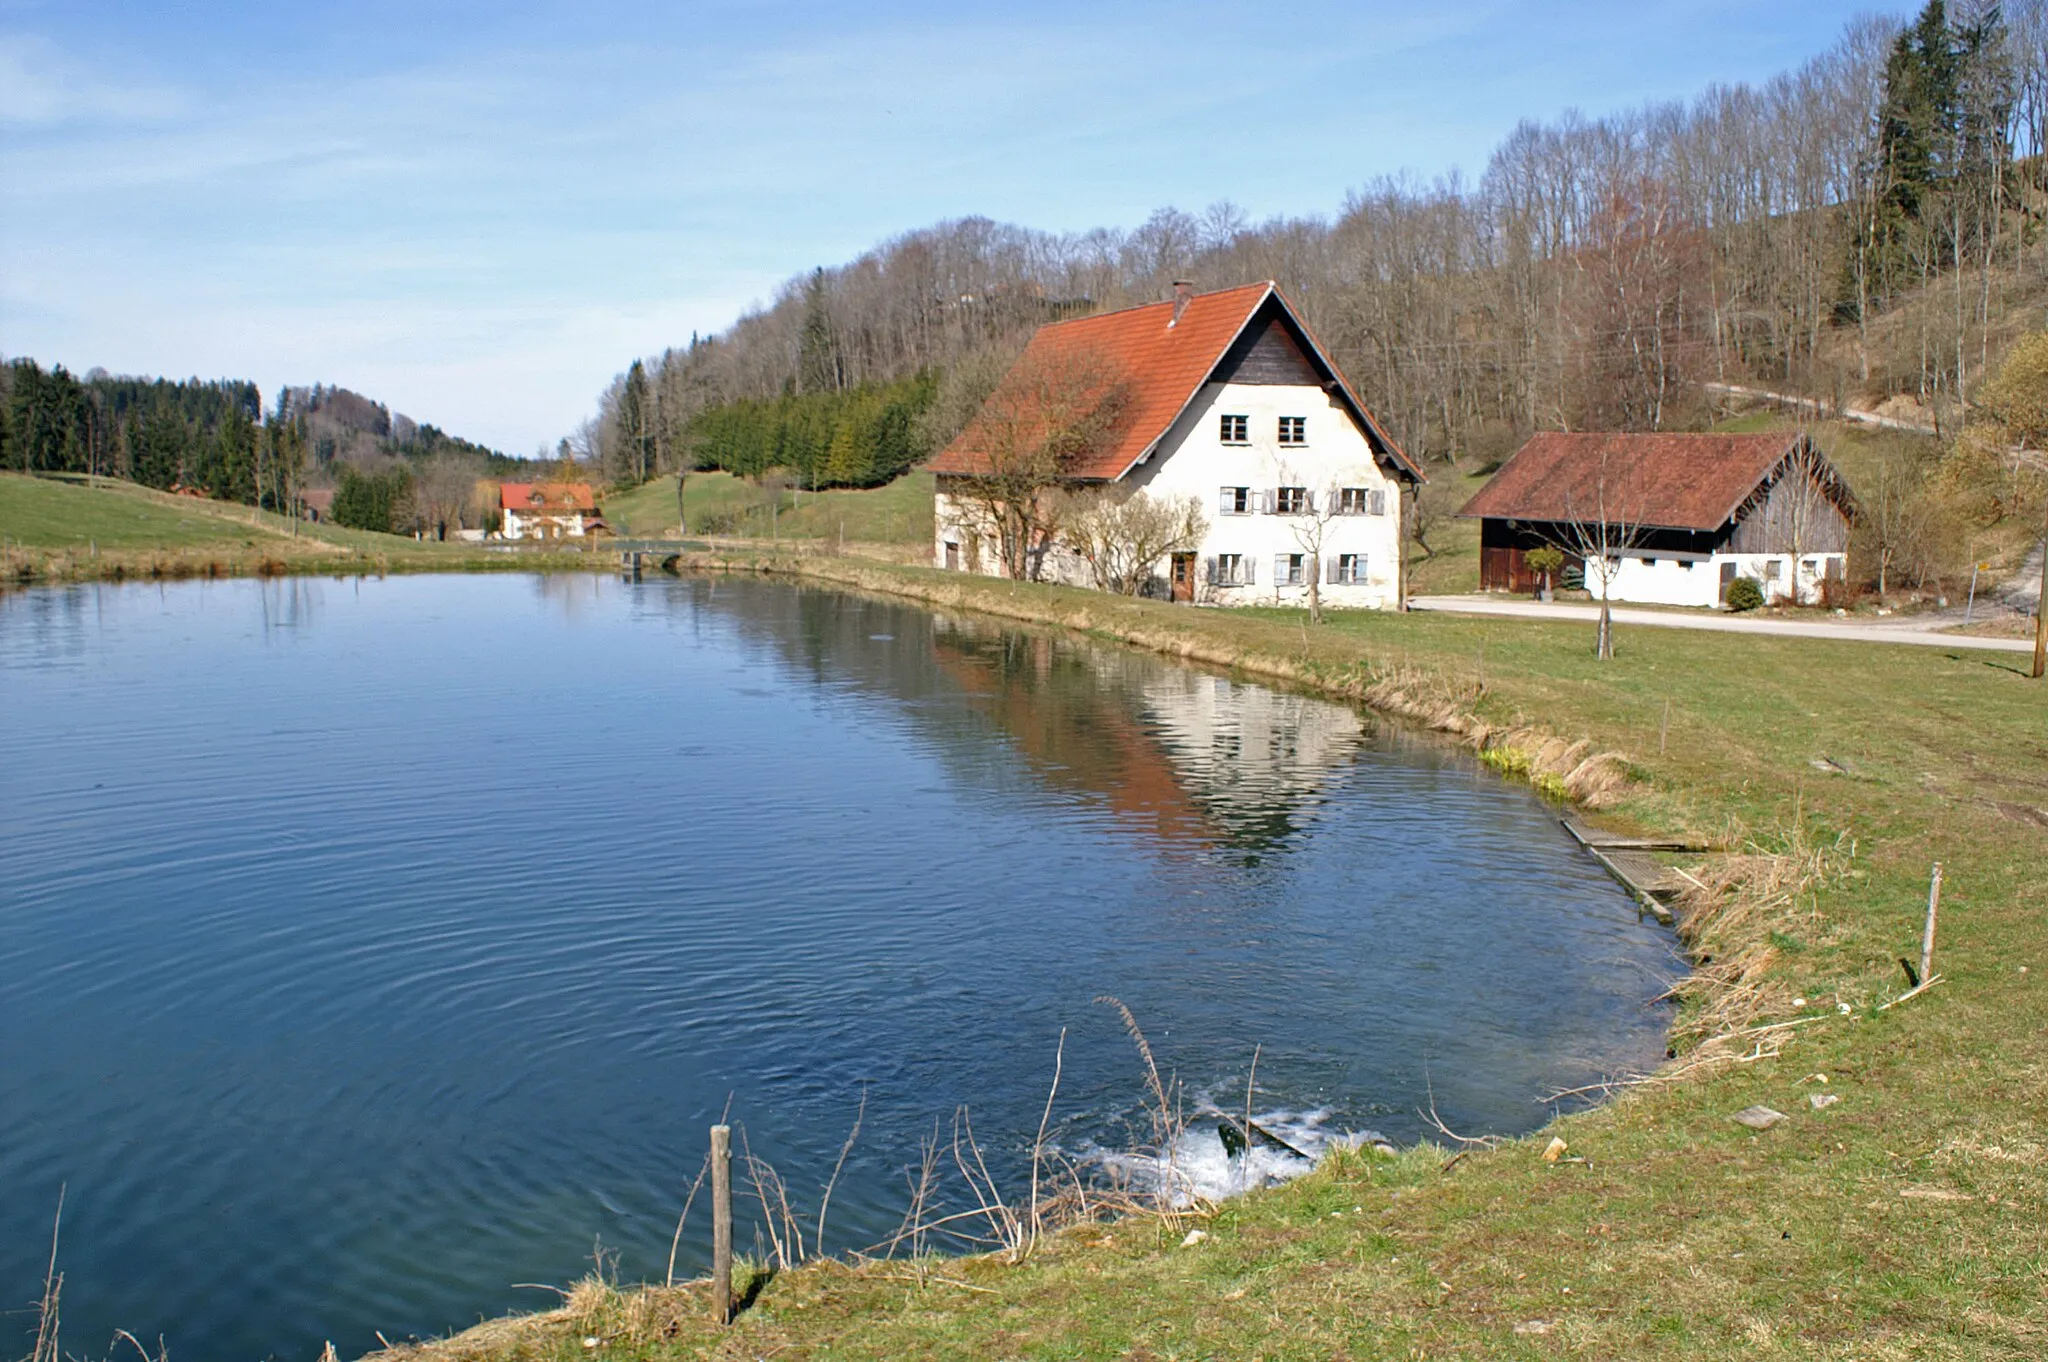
[1210, 552, 1251, 586]
[1763, 560, 1783, 581]
[1218, 486, 1251, 515]
[1219, 414, 1249, 444]
[1273, 486, 1309, 515]
[1338, 486, 1386, 515]
[1277, 416, 1306, 445]
[1334, 553, 1368, 584]
[1275, 552, 1307, 585]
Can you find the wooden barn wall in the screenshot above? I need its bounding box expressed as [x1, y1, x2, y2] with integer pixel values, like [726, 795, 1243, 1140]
[1726, 468, 1851, 554]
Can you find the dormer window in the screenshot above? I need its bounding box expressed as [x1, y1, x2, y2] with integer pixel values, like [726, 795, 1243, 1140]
[1219, 414, 1249, 444]
[1278, 416, 1306, 446]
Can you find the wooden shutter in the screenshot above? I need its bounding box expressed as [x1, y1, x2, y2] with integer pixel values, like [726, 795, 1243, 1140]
[1370, 489, 1387, 516]
[1204, 556, 1217, 585]
[1273, 554, 1289, 585]
[1217, 487, 1233, 515]
[1260, 488, 1275, 515]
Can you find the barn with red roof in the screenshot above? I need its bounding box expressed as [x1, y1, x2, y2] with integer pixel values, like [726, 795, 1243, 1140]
[931, 281, 1423, 609]
[1458, 432, 1858, 607]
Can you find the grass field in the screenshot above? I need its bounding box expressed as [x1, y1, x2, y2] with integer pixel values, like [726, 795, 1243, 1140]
[0, 473, 600, 581]
[380, 552, 2047, 1362]
[602, 471, 934, 546]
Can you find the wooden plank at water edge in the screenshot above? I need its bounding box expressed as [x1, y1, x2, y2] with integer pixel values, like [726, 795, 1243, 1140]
[1595, 848, 1678, 927]
[1561, 816, 1708, 853]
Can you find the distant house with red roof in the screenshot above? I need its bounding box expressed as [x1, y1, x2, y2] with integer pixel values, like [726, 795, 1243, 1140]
[930, 282, 1423, 609]
[1458, 432, 1858, 607]
[498, 482, 605, 541]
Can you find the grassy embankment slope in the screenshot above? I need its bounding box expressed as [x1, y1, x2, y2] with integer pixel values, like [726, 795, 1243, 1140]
[604, 470, 933, 554]
[387, 552, 2047, 1362]
[0, 473, 597, 582]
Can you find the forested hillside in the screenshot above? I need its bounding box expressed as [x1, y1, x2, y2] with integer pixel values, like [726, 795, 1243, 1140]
[585, 0, 2048, 568]
[0, 363, 521, 537]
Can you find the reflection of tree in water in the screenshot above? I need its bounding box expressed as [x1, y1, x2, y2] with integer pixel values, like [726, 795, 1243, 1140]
[683, 578, 1367, 856]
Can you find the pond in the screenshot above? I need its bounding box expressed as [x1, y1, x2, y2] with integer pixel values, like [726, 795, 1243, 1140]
[0, 574, 1680, 1360]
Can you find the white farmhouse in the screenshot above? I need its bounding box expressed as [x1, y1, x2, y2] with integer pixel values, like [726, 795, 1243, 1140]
[499, 482, 601, 541]
[930, 282, 1423, 609]
[1460, 432, 1860, 608]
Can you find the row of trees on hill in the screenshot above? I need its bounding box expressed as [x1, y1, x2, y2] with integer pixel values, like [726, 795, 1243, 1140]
[664, 371, 938, 487]
[584, 1, 2048, 491]
[0, 360, 309, 508]
[0, 359, 518, 538]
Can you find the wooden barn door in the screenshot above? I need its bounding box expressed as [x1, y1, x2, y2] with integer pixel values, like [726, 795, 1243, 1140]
[1170, 553, 1197, 602]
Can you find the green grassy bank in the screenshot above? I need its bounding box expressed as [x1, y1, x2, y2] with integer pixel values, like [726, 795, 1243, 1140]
[603, 470, 933, 548]
[0, 473, 605, 582]
[374, 552, 2045, 1362]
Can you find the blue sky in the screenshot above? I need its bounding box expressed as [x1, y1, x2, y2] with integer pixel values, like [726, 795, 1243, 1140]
[2, 1, 1892, 454]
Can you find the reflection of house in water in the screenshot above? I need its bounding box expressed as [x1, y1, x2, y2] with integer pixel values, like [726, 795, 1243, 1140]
[675, 580, 1367, 855]
[927, 622, 1365, 854]
[1133, 666, 1366, 850]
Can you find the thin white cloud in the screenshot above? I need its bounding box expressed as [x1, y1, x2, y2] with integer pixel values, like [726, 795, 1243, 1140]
[0, 34, 190, 126]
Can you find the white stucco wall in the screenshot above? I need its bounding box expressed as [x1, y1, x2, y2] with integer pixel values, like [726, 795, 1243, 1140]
[1584, 551, 1847, 607]
[1584, 553, 1722, 608]
[502, 510, 588, 541]
[936, 379, 1406, 610]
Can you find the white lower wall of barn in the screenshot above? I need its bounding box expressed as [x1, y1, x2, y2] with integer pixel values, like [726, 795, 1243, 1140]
[1584, 553, 1722, 608]
[1584, 551, 1847, 607]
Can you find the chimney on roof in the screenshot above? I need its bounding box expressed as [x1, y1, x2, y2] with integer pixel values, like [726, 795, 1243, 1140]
[1169, 280, 1195, 327]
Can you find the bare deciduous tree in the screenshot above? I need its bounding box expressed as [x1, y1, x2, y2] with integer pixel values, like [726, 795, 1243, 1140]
[1549, 457, 1652, 659]
[416, 450, 483, 541]
[1059, 486, 1207, 595]
[1274, 467, 1353, 624]
[942, 346, 1133, 580]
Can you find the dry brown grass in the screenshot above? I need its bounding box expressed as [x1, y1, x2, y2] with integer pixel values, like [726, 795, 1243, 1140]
[1666, 837, 1833, 1049]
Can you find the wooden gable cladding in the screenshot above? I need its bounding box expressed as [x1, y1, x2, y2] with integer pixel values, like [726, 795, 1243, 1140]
[1727, 455, 1853, 554]
[1215, 309, 1321, 386]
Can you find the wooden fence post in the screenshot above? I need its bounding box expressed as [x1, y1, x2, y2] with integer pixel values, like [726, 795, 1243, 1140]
[710, 1124, 733, 1325]
[2032, 538, 2045, 680]
[1920, 862, 1944, 985]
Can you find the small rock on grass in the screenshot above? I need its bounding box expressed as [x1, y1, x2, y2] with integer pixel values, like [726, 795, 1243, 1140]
[1732, 1105, 1788, 1130]
[1180, 1229, 1208, 1248]
[1809, 1093, 1840, 1110]
[1514, 1320, 1553, 1335]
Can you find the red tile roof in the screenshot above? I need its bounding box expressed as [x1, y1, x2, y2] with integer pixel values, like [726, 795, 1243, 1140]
[931, 282, 1417, 482]
[501, 482, 596, 512]
[1457, 432, 1847, 532]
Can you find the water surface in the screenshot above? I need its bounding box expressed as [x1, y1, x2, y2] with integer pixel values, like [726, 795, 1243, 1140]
[0, 574, 1678, 1360]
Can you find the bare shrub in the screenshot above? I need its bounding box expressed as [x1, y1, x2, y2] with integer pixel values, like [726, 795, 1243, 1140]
[1059, 486, 1206, 595]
